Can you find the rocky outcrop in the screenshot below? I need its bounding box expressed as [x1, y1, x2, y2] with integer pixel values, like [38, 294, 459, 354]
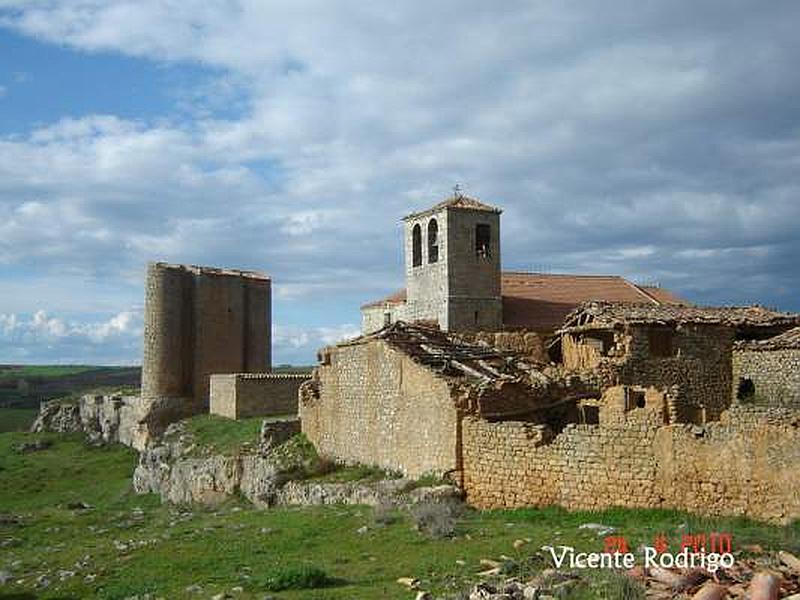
[133, 419, 463, 508]
[31, 393, 201, 451]
[132, 420, 310, 506]
[30, 401, 82, 434]
[274, 480, 462, 507]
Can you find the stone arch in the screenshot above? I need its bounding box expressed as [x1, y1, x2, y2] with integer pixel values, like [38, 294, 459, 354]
[412, 224, 422, 267]
[427, 218, 439, 263]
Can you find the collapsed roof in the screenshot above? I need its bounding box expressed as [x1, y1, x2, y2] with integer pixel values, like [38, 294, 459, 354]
[559, 301, 800, 332]
[735, 326, 800, 351]
[340, 320, 529, 383]
[333, 321, 597, 418]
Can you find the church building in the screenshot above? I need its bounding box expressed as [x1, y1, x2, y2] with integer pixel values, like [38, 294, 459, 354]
[361, 193, 685, 335]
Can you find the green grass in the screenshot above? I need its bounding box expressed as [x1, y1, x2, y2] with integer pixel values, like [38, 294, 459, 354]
[310, 463, 402, 483]
[0, 408, 38, 432]
[174, 414, 270, 456]
[260, 565, 341, 591]
[1, 429, 799, 599]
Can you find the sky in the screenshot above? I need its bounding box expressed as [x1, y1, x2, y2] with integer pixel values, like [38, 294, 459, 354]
[0, 1, 799, 366]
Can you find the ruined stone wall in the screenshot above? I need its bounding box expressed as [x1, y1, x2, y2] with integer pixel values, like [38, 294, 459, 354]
[300, 339, 460, 477]
[361, 303, 408, 335]
[732, 348, 800, 405]
[620, 324, 733, 421]
[209, 373, 308, 419]
[141, 262, 271, 406]
[462, 405, 800, 523]
[459, 330, 546, 363]
[568, 323, 734, 422]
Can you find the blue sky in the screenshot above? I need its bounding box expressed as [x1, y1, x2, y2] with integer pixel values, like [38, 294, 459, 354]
[0, 1, 799, 365]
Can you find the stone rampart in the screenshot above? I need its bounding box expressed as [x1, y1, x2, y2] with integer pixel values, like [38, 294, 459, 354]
[209, 373, 308, 419]
[300, 340, 460, 478]
[462, 405, 800, 523]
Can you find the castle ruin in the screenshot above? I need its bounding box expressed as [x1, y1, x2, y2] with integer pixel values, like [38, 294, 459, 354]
[142, 261, 271, 407]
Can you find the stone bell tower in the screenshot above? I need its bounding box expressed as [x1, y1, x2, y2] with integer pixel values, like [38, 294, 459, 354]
[402, 192, 502, 332]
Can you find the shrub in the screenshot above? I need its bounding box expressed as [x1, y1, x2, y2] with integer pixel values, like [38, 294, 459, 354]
[372, 500, 398, 526]
[410, 500, 462, 538]
[309, 454, 339, 477]
[262, 565, 338, 591]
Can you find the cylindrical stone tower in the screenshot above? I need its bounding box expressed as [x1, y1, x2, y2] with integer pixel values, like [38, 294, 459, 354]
[141, 262, 193, 399]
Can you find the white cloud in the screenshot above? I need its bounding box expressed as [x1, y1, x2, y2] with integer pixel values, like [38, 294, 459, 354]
[0, 309, 142, 343]
[272, 323, 359, 364]
[0, 1, 799, 364]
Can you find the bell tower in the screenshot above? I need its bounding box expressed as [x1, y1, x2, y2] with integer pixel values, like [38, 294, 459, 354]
[402, 191, 502, 331]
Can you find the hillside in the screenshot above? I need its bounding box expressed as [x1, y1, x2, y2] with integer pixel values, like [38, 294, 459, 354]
[1, 427, 800, 599]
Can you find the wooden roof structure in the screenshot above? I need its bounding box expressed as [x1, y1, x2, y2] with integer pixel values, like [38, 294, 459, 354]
[559, 301, 800, 333]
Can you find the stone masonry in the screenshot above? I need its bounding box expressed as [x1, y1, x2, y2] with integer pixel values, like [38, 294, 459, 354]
[558, 303, 800, 422]
[300, 337, 461, 478]
[462, 404, 800, 524]
[733, 327, 800, 406]
[141, 261, 271, 406]
[209, 373, 309, 419]
[363, 194, 503, 333]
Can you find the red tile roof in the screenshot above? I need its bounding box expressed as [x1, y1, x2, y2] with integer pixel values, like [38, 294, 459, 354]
[403, 194, 501, 221]
[361, 289, 407, 309]
[501, 272, 686, 331]
[361, 272, 688, 331]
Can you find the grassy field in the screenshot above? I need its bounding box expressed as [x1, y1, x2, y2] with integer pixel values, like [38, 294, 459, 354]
[0, 408, 38, 432]
[1, 429, 799, 599]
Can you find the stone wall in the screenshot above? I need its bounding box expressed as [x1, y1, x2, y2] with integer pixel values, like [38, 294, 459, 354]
[564, 323, 733, 422]
[300, 339, 460, 478]
[459, 330, 546, 363]
[732, 348, 800, 405]
[361, 303, 407, 334]
[462, 405, 800, 523]
[209, 373, 308, 419]
[141, 262, 271, 408]
[404, 210, 449, 329]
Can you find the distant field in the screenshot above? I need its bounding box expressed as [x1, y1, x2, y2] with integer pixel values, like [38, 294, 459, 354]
[0, 364, 97, 381]
[0, 364, 142, 410]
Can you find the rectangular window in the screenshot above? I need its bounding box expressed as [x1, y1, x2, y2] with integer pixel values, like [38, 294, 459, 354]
[625, 389, 646, 411]
[648, 328, 675, 357]
[580, 405, 600, 425]
[383, 312, 392, 327]
[475, 224, 491, 258]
